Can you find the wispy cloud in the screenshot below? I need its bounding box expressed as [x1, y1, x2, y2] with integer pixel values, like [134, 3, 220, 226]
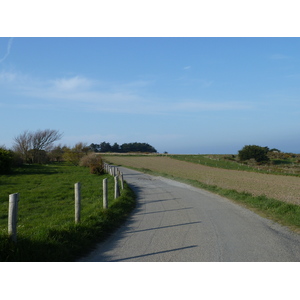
[0, 70, 17, 82]
[183, 66, 191, 70]
[0, 70, 252, 114]
[0, 38, 14, 63]
[51, 76, 94, 91]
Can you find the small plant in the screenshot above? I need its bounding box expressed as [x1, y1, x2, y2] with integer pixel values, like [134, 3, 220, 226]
[79, 153, 104, 175]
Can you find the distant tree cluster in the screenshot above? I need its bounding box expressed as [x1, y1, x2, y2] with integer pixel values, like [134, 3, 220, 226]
[89, 142, 157, 153]
[3, 130, 156, 174]
[238, 145, 283, 164]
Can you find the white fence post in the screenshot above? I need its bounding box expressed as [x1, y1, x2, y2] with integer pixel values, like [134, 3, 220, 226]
[120, 172, 124, 190]
[8, 193, 19, 243]
[75, 182, 81, 223]
[103, 178, 108, 209]
[114, 176, 120, 199]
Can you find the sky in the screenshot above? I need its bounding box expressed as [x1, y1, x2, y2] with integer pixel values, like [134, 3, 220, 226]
[1, 36, 300, 154]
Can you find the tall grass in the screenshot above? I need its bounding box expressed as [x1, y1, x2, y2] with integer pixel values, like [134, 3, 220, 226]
[0, 163, 136, 261]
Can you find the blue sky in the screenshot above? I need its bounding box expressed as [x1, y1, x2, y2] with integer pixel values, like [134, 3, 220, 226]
[1, 37, 300, 154]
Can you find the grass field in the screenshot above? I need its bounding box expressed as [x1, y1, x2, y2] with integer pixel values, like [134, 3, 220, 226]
[0, 163, 135, 261]
[103, 154, 300, 232]
[169, 154, 300, 176]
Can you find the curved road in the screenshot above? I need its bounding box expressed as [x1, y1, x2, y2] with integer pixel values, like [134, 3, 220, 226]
[79, 167, 300, 262]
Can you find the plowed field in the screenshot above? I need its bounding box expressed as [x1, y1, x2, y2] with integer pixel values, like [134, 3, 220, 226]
[105, 155, 300, 205]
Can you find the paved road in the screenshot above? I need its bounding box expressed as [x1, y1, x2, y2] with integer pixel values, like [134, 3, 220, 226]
[79, 167, 300, 262]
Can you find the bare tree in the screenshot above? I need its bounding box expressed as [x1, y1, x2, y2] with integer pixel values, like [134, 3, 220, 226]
[13, 129, 63, 163]
[31, 129, 63, 151]
[13, 130, 33, 162]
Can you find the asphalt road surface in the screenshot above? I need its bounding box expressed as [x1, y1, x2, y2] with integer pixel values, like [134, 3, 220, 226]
[79, 167, 300, 262]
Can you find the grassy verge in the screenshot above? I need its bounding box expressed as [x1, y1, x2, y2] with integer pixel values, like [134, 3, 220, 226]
[0, 163, 136, 261]
[109, 163, 300, 233]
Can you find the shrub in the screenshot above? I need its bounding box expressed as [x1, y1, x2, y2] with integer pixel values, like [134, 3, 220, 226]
[0, 148, 14, 174]
[79, 153, 104, 175]
[63, 143, 89, 166]
[238, 145, 270, 163]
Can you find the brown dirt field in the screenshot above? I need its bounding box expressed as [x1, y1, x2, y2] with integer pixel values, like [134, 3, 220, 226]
[105, 155, 300, 206]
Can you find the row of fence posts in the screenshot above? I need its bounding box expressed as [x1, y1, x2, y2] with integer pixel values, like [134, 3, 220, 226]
[7, 163, 124, 243]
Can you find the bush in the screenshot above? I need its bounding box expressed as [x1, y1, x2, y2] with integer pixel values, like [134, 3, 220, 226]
[0, 148, 14, 174]
[79, 153, 104, 175]
[238, 145, 270, 163]
[63, 143, 89, 166]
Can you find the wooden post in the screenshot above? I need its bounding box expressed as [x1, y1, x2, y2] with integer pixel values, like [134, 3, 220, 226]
[103, 178, 108, 209]
[8, 193, 19, 243]
[75, 182, 81, 223]
[114, 176, 120, 199]
[120, 172, 124, 190]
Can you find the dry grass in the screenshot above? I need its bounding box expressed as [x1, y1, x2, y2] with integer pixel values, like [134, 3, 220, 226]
[105, 155, 300, 206]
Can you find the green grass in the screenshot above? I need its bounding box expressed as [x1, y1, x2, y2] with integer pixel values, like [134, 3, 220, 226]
[169, 154, 247, 169]
[113, 163, 300, 233]
[0, 163, 136, 261]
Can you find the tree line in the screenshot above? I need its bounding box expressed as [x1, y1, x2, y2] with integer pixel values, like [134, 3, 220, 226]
[0, 129, 158, 174]
[89, 142, 157, 153]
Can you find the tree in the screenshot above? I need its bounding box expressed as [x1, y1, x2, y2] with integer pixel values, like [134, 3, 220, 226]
[92, 141, 157, 153]
[13, 129, 63, 163]
[48, 145, 65, 162]
[238, 145, 270, 163]
[99, 142, 112, 152]
[0, 147, 14, 174]
[120, 142, 157, 153]
[31, 129, 63, 152]
[89, 143, 101, 152]
[13, 130, 32, 162]
[111, 142, 120, 152]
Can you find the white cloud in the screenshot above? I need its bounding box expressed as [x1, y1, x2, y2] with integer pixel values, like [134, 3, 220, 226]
[0, 37, 14, 63]
[183, 66, 191, 70]
[0, 70, 17, 82]
[51, 76, 94, 91]
[0, 70, 253, 115]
